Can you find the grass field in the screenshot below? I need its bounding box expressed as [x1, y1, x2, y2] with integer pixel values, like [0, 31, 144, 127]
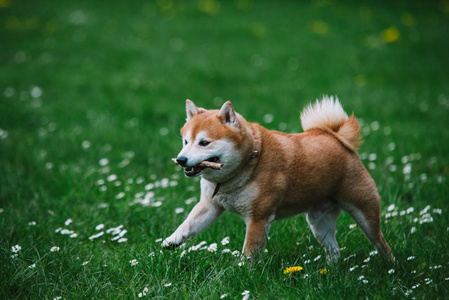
[1, 0, 449, 298]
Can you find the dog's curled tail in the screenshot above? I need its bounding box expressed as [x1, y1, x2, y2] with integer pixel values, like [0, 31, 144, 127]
[300, 96, 362, 151]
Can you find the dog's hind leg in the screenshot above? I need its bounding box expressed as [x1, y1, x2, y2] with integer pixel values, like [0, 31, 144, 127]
[339, 200, 393, 261]
[337, 169, 394, 261]
[306, 198, 341, 264]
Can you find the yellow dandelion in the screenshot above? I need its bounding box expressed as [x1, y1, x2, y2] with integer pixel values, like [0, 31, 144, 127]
[283, 266, 303, 275]
[381, 27, 400, 43]
[197, 0, 220, 15]
[320, 268, 329, 275]
[313, 20, 329, 35]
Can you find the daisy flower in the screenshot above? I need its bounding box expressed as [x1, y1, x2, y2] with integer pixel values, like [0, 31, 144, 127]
[89, 231, 104, 240]
[238, 261, 245, 267]
[208, 243, 218, 252]
[129, 259, 138, 266]
[220, 294, 228, 299]
[221, 236, 230, 245]
[82, 261, 89, 266]
[164, 283, 172, 287]
[388, 269, 395, 274]
[349, 265, 359, 272]
[50, 246, 60, 252]
[11, 245, 21, 253]
[28, 264, 36, 269]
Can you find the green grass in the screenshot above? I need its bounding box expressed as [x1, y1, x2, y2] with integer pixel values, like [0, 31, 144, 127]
[1, 0, 449, 298]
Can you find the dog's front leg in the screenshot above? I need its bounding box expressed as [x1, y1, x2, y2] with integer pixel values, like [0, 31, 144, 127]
[162, 200, 223, 249]
[242, 215, 275, 258]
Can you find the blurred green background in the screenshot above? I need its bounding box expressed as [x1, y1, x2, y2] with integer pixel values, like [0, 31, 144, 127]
[1, 0, 449, 298]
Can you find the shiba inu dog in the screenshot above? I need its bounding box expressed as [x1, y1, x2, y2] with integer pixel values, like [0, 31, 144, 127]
[162, 96, 393, 263]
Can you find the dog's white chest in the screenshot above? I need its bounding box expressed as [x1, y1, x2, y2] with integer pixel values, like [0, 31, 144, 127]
[206, 181, 258, 217]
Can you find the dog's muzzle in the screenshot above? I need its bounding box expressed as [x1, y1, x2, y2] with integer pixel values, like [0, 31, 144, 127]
[175, 156, 220, 177]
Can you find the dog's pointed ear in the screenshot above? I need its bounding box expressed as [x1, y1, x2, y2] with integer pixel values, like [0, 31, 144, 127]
[218, 101, 239, 128]
[186, 99, 204, 122]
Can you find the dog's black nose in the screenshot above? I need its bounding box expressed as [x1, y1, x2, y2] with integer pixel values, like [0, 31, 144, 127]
[176, 156, 188, 167]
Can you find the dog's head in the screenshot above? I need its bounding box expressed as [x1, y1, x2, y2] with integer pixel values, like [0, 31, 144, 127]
[175, 100, 252, 183]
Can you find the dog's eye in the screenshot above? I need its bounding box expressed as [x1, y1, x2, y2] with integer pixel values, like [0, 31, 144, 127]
[199, 140, 210, 147]
[184, 139, 188, 145]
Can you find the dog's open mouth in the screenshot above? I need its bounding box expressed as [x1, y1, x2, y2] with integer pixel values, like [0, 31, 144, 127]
[184, 157, 220, 177]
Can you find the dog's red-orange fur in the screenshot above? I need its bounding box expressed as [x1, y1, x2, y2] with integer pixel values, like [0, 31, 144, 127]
[163, 99, 393, 262]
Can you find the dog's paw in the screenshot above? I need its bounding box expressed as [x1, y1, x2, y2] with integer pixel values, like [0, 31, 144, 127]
[161, 239, 180, 250]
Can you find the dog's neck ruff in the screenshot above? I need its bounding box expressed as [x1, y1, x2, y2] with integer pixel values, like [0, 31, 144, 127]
[212, 150, 259, 197]
[212, 150, 259, 198]
[212, 124, 262, 198]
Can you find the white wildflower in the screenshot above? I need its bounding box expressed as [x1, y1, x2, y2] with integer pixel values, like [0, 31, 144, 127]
[89, 231, 104, 240]
[11, 245, 22, 253]
[349, 265, 359, 271]
[208, 243, 218, 252]
[387, 204, 395, 212]
[221, 236, 230, 245]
